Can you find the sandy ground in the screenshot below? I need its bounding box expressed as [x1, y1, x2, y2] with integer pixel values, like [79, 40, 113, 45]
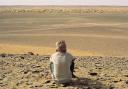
[0, 43, 101, 56]
[0, 54, 128, 89]
[0, 11, 128, 56]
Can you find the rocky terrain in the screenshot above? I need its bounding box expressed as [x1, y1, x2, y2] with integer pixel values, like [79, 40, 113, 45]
[0, 53, 128, 89]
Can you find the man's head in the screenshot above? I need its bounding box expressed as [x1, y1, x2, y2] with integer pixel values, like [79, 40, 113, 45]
[56, 40, 67, 53]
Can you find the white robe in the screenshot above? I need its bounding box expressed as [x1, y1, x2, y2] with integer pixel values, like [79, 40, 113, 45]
[50, 52, 73, 83]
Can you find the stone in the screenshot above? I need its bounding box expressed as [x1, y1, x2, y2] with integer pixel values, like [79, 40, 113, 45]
[109, 84, 115, 89]
[28, 52, 34, 55]
[124, 75, 128, 77]
[0, 53, 6, 57]
[0, 82, 7, 87]
[125, 80, 128, 84]
[83, 86, 91, 89]
[23, 69, 30, 74]
[89, 72, 98, 76]
[44, 80, 51, 84]
[20, 56, 24, 59]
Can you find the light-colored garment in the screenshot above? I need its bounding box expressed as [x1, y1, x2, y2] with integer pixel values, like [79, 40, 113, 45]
[50, 52, 73, 83]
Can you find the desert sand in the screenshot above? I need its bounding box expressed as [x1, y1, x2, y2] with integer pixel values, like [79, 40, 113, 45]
[0, 6, 128, 89]
[0, 6, 128, 56]
[0, 43, 100, 56]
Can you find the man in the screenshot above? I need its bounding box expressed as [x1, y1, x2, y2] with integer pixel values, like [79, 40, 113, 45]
[50, 40, 76, 85]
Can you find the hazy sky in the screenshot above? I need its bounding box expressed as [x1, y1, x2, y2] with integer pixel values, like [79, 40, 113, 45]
[0, 0, 128, 6]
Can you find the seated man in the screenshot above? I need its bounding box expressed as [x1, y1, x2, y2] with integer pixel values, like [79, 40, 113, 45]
[50, 40, 76, 85]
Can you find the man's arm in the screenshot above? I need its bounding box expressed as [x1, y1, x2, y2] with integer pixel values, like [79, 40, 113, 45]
[50, 62, 54, 73]
[50, 56, 54, 73]
[70, 60, 74, 73]
[70, 57, 76, 73]
[70, 56, 77, 78]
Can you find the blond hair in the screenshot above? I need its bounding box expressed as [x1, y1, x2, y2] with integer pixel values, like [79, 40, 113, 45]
[56, 40, 66, 52]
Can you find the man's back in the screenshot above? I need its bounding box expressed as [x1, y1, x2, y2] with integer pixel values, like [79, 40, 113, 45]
[50, 52, 73, 83]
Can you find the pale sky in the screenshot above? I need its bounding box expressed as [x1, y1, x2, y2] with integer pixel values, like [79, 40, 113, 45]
[0, 0, 128, 6]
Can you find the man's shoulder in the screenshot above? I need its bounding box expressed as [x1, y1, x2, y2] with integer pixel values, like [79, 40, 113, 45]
[51, 52, 60, 57]
[66, 52, 73, 57]
[51, 52, 73, 58]
[50, 52, 59, 61]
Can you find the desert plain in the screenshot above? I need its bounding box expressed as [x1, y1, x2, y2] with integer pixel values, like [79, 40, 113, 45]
[0, 6, 128, 56]
[0, 6, 128, 89]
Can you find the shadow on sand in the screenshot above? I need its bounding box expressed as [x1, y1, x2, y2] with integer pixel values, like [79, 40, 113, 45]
[67, 77, 109, 89]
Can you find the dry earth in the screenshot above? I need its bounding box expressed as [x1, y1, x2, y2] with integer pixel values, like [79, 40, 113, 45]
[0, 7, 128, 89]
[0, 53, 128, 89]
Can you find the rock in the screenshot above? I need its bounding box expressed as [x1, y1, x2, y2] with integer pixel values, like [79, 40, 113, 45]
[31, 65, 41, 68]
[89, 72, 98, 76]
[32, 69, 43, 74]
[0, 53, 6, 57]
[8, 54, 14, 56]
[17, 63, 24, 67]
[23, 69, 30, 74]
[0, 74, 6, 79]
[83, 86, 91, 89]
[50, 86, 58, 88]
[44, 80, 51, 84]
[44, 56, 50, 60]
[26, 82, 32, 85]
[41, 85, 50, 89]
[0, 82, 7, 87]
[16, 80, 24, 86]
[20, 56, 24, 59]
[27, 52, 34, 55]
[109, 84, 115, 89]
[124, 75, 128, 77]
[98, 67, 102, 70]
[125, 80, 128, 84]
[29, 86, 35, 89]
[113, 80, 119, 83]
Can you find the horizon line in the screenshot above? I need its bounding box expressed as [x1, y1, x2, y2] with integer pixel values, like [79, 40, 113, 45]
[0, 5, 128, 7]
